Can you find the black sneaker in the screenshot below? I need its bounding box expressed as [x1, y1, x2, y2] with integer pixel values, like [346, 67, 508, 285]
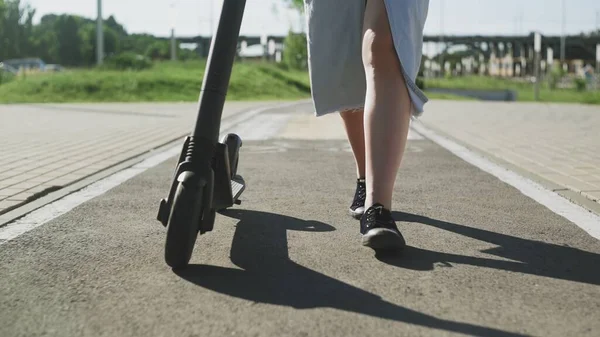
[349, 178, 366, 219]
[360, 204, 406, 251]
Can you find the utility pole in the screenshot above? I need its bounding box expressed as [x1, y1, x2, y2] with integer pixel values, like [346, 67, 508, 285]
[534, 32, 541, 101]
[597, 12, 599, 74]
[170, 29, 177, 61]
[560, 0, 566, 63]
[170, 2, 177, 61]
[438, 0, 444, 77]
[596, 44, 600, 75]
[96, 0, 104, 65]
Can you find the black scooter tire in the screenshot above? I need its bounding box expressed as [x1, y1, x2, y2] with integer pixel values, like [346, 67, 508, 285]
[165, 182, 201, 269]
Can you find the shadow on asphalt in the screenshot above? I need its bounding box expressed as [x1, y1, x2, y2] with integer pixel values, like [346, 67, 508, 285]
[376, 212, 600, 286]
[175, 209, 526, 337]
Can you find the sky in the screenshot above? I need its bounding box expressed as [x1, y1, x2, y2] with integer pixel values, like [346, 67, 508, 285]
[23, 0, 600, 38]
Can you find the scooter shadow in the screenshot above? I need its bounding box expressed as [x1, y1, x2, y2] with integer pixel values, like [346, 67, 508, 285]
[174, 209, 526, 337]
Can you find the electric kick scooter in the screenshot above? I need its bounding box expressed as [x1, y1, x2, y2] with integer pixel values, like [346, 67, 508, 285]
[157, 0, 247, 269]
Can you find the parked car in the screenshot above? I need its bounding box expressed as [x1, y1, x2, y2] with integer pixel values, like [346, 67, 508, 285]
[0, 58, 64, 73]
[0, 62, 18, 74]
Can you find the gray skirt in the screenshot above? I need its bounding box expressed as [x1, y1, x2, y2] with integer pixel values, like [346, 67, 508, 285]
[303, 0, 430, 117]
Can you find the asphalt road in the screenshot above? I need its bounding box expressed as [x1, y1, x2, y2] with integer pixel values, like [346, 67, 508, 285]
[1, 107, 599, 336]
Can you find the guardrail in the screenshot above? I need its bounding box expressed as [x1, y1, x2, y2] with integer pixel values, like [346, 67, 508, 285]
[426, 88, 518, 101]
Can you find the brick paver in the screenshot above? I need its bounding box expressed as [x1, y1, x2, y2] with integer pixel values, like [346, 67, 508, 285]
[0, 102, 275, 214]
[419, 100, 600, 204]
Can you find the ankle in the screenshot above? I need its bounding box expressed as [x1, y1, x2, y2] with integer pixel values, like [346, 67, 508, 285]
[365, 199, 391, 211]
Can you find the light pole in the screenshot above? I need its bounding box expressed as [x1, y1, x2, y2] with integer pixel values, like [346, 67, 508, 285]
[96, 0, 104, 65]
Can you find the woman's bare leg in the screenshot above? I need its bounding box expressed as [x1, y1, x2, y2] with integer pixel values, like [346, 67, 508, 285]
[341, 108, 367, 218]
[340, 108, 366, 179]
[362, 0, 412, 210]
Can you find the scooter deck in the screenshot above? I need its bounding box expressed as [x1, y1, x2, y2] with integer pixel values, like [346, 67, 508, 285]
[232, 175, 245, 202]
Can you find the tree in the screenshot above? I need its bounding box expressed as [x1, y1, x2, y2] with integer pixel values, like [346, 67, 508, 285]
[105, 15, 127, 37]
[29, 22, 59, 63]
[53, 15, 84, 66]
[1, 0, 315, 68]
[145, 40, 171, 61]
[0, 0, 35, 60]
[80, 23, 119, 65]
[283, 31, 307, 70]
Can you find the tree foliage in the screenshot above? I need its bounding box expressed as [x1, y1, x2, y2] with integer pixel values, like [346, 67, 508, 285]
[0, 0, 189, 67]
[0, 0, 314, 68]
[283, 31, 307, 70]
[290, 0, 303, 10]
[0, 0, 36, 60]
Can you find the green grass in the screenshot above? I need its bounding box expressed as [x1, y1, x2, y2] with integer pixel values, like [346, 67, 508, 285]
[425, 76, 600, 104]
[0, 60, 312, 103]
[2, 63, 598, 105]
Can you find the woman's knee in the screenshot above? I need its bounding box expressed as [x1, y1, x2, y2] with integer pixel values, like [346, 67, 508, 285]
[362, 1, 397, 70]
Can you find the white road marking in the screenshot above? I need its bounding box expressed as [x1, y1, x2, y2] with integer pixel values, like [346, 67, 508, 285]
[412, 121, 600, 240]
[229, 113, 293, 140]
[407, 127, 424, 140]
[0, 154, 172, 244]
[0, 102, 303, 245]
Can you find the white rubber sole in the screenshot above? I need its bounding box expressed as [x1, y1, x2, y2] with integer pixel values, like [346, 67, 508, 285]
[349, 206, 364, 220]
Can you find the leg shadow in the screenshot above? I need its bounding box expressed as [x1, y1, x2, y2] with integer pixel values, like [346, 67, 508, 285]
[377, 212, 600, 286]
[175, 209, 527, 337]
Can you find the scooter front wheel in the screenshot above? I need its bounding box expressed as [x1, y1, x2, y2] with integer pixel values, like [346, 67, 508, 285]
[165, 182, 202, 269]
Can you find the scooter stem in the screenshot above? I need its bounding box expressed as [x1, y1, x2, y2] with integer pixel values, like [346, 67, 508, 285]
[193, 0, 247, 145]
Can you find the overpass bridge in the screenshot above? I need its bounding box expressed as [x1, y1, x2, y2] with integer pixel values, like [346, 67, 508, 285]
[166, 33, 600, 76]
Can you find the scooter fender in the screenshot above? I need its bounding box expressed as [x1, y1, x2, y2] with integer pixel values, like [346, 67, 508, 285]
[177, 166, 212, 188]
[177, 171, 199, 188]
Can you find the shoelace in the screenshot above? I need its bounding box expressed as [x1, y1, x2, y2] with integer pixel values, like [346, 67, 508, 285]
[353, 182, 366, 206]
[364, 205, 394, 229]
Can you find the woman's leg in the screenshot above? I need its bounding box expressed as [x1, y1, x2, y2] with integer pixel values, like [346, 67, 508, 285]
[340, 108, 366, 179]
[362, 0, 412, 211]
[357, 0, 412, 250]
[341, 108, 367, 218]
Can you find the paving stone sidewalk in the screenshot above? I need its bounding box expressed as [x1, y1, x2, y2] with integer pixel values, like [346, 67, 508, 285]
[419, 100, 600, 207]
[0, 102, 276, 214]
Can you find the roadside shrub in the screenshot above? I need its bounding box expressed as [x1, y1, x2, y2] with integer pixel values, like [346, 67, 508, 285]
[0, 70, 16, 85]
[104, 52, 153, 71]
[283, 31, 308, 71]
[574, 77, 587, 92]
